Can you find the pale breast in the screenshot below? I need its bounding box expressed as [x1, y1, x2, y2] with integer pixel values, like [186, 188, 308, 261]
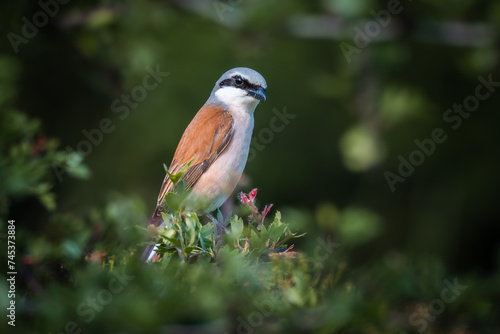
[185, 111, 254, 212]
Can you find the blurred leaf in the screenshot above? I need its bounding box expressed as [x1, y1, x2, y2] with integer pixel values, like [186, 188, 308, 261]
[315, 202, 339, 231]
[339, 125, 384, 172]
[39, 192, 56, 211]
[338, 207, 383, 245]
[61, 239, 82, 259]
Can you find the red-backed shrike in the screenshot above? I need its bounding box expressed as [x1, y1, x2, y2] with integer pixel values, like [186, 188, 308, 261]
[143, 67, 267, 260]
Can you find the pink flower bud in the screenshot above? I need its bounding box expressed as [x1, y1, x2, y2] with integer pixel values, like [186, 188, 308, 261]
[249, 188, 257, 203]
[262, 204, 273, 219]
[239, 192, 249, 205]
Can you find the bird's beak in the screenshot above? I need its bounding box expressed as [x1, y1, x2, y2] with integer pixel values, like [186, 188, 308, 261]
[246, 87, 266, 101]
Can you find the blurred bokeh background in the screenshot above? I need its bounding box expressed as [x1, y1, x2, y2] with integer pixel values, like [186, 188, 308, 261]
[1, 0, 499, 333]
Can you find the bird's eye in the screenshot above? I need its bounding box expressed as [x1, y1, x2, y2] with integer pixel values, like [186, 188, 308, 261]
[234, 76, 243, 86]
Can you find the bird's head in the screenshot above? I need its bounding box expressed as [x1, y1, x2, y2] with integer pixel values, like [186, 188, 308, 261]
[210, 67, 267, 112]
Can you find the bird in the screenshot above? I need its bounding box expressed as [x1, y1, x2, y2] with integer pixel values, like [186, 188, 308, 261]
[142, 67, 267, 261]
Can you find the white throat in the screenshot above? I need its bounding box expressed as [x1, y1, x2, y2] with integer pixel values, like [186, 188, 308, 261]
[215, 87, 260, 114]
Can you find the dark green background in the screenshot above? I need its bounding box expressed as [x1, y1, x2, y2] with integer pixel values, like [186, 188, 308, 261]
[1, 0, 499, 332]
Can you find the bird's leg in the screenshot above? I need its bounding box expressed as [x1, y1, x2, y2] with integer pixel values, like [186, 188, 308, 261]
[207, 214, 229, 248]
[207, 214, 229, 233]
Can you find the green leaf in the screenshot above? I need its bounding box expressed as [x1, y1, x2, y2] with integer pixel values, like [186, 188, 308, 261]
[167, 159, 194, 185]
[160, 212, 173, 226]
[285, 287, 305, 306]
[164, 235, 182, 248]
[249, 228, 266, 252]
[230, 216, 244, 240]
[184, 212, 200, 246]
[260, 223, 268, 235]
[65, 152, 91, 180]
[184, 246, 196, 254]
[268, 224, 288, 244]
[161, 253, 172, 268]
[272, 211, 283, 226]
[39, 192, 56, 211]
[201, 224, 213, 240]
[163, 188, 192, 212]
[61, 239, 81, 259]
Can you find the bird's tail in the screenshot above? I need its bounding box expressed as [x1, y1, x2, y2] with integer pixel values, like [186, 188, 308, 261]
[141, 207, 164, 261]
